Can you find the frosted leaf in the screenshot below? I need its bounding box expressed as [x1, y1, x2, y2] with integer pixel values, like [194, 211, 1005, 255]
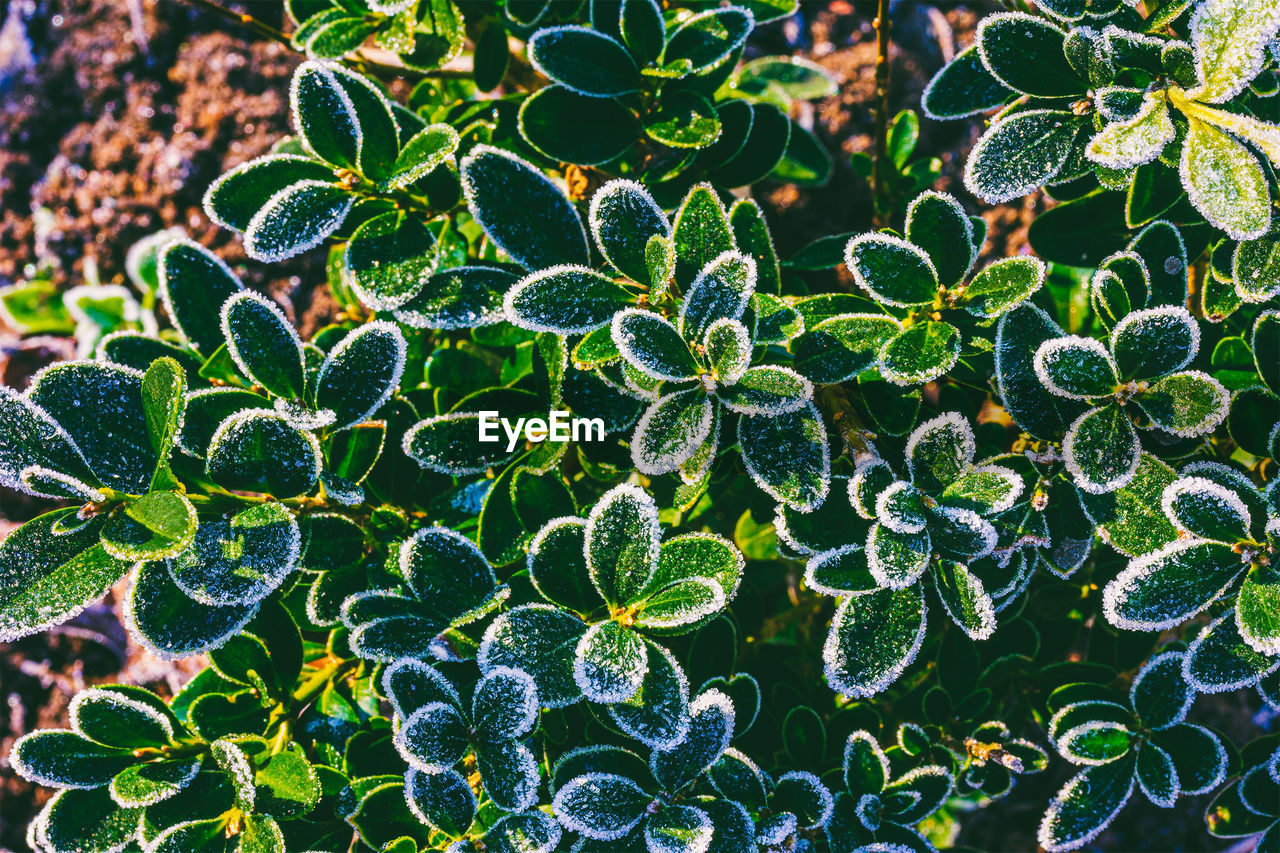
[158, 238, 245, 357]
[1056, 720, 1134, 766]
[1151, 723, 1227, 795]
[401, 525, 500, 615]
[875, 481, 928, 534]
[611, 309, 700, 382]
[382, 658, 461, 720]
[866, 522, 931, 589]
[1129, 650, 1193, 730]
[906, 412, 975, 492]
[459, 144, 589, 271]
[166, 502, 300, 607]
[1136, 370, 1230, 438]
[315, 320, 406, 431]
[69, 688, 174, 749]
[527, 25, 642, 97]
[843, 730, 891, 796]
[505, 264, 635, 334]
[1109, 305, 1199, 380]
[773, 771, 835, 828]
[1063, 404, 1141, 495]
[1032, 336, 1118, 399]
[272, 398, 334, 431]
[473, 666, 539, 740]
[476, 738, 540, 813]
[33, 788, 140, 853]
[905, 190, 977, 287]
[585, 483, 661, 608]
[930, 505, 999, 562]
[1179, 116, 1271, 241]
[941, 465, 1025, 514]
[650, 688, 734, 792]
[402, 411, 517, 477]
[804, 545, 877, 597]
[883, 764, 954, 823]
[849, 458, 898, 520]
[633, 577, 726, 630]
[396, 701, 469, 771]
[1187, 0, 1280, 104]
[823, 585, 928, 699]
[1238, 573, 1280, 655]
[210, 738, 256, 812]
[607, 640, 691, 749]
[9, 729, 134, 789]
[961, 255, 1046, 319]
[551, 772, 654, 841]
[1086, 94, 1174, 169]
[573, 621, 649, 703]
[289, 61, 359, 167]
[202, 154, 337, 235]
[843, 233, 939, 308]
[756, 812, 798, 847]
[703, 317, 751, 386]
[479, 810, 563, 853]
[405, 767, 477, 837]
[205, 408, 322, 498]
[737, 401, 831, 512]
[719, 366, 813, 416]
[109, 756, 201, 809]
[1161, 476, 1251, 542]
[645, 804, 712, 853]
[1176, 96, 1280, 172]
[393, 266, 517, 330]
[707, 748, 767, 806]
[677, 250, 757, 343]
[1102, 539, 1246, 631]
[1234, 239, 1280, 302]
[243, 179, 354, 263]
[933, 560, 997, 640]
[589, 179, 670, 285]
[964, 110, 1079, 204]
[479, 604, 588, 708]
[17, 465, 103, 503]
[1037, 758, 1136, 852]
[384, 123, 460, 191]
[631, 389, 715, 476]
[124, 561, 258, 660]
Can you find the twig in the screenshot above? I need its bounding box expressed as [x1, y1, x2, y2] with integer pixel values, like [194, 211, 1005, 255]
[183, 0, 290, 46]
[816, 384, 878, 463]
[871, 0, 893, 229]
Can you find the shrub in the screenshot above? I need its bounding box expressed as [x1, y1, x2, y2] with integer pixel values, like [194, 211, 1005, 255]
[1, 1, 1277, 852]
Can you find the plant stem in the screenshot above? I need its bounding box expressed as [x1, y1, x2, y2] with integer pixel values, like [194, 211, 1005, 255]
[871, 0, 893, 229]
[816, 384, 878, 463]
[184, 0, 291, 46]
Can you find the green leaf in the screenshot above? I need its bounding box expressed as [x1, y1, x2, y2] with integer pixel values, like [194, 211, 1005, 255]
[824, 584, 927, 698]
[905, 191, 974, 288]
[1103, 539, 1245, 631]
[620, 0, 664, 64]
[1149, 722, 1227, 796]
[719, 366, 812, 416]
[177, 387, 269, 459]
[1186, 0, 1280, 104]
[922, 44, 1013, 120]
[608, 640, 691, 748]
[394, 265, 517, 330]
[141, 357, 187, 492]
[977, 13, 1080, 97]
[1185, 610, 1280, 693]
[961, 256, 1046, 318]
[110, 757, 202, 808]
[941, 465, 1024, 514]
[405, 768, 475, 838]
[1034, 335, 1118, 399]
[480, 604, 587, 708]
[646, 89, 721, 149]
[736, 56, 836, 102]
[220, 292, 305, 399]
[665, 7, 752, 71]
[528, 26, 642, 96]
[518, 85, 638, 166]
[315, 321, 406, 430]
[709, 103, 792, 188]
[933, 561, 997, 640]
[672, 184, 735, 284]
[343, 211, 437, 311]
[645, 803, 712, 851]
[460, 145, 589, 270]
[168, 502, 300, 606]
[574, 620, 648, 703]
[290, 61, 360, 168]
[737, 401, 830, 511]
[29, 361, 157, 494]
[1135, 370, 1230, 438]
[35, 788, 141, 853]
[843, 730, 889, 797]
[678, 250, 756, 343]
[552, 772, 652, 840]
[1161, 475, 1251, 542]
[204, 154, 338, 233]
[792, 313, 900, 383]
[586, 483, 659, 607]
[1130, 650, 1193, 729]
[729, 199, 781, 296]
[1064, 403, 1140, 494]
[705, 318, 751, 385]
[1179, 116, 1271, 241]
[506, 265, 636, 334]
[612, 309, 699, 381]
[1037, 754, 1136, 851]
[206, 409, 320, 498]
[0, 387, 97, 500]
[771, 121, 834, 186]
[1254, 310, 1280, 395]
[0, 509, 129, 643]
[126, 561, 259, 659]
[843, 234, 938, 307]
[1238, 572, 1280, 655]
[242, 179, 354, 263]
[349, 781, 430, 850]
[1110, 305, 1198, 380]
[965, 110, 1080, 204]
[590, 179, 670, 285]
[632, 388, 715, 475]
[1087, 94, 1175, 169]
[101, 491, 198, 562]
[11, 728, 134, 788]
[1234, 235, 1280, 303]
[878, 321, 961, 386]
[867, 523, 930, 589]
[384, 123, 459, 190]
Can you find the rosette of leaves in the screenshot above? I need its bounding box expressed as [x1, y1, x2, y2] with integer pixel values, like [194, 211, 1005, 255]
[550, 689, 753, 851]
[804, 413, 1024, 697]
[1103, 463, 1280, 661]
[479, 483, 743, 748]
[1033, 305, 1229, 494]
[1039, 650, 1229, 851]
[341, 526, 509, 661]
[705, 749, 835, 849]
[826, 730, 955, 853]
[835, 191, 1046, 386]
[287, 0, 465, 72]
[1203, 738, 1280, 849]
[12, 681, 325, 853]
[382, 658, 544, 835]
[205, 59, 462, 284]
[1085, 0, 1280, 239]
